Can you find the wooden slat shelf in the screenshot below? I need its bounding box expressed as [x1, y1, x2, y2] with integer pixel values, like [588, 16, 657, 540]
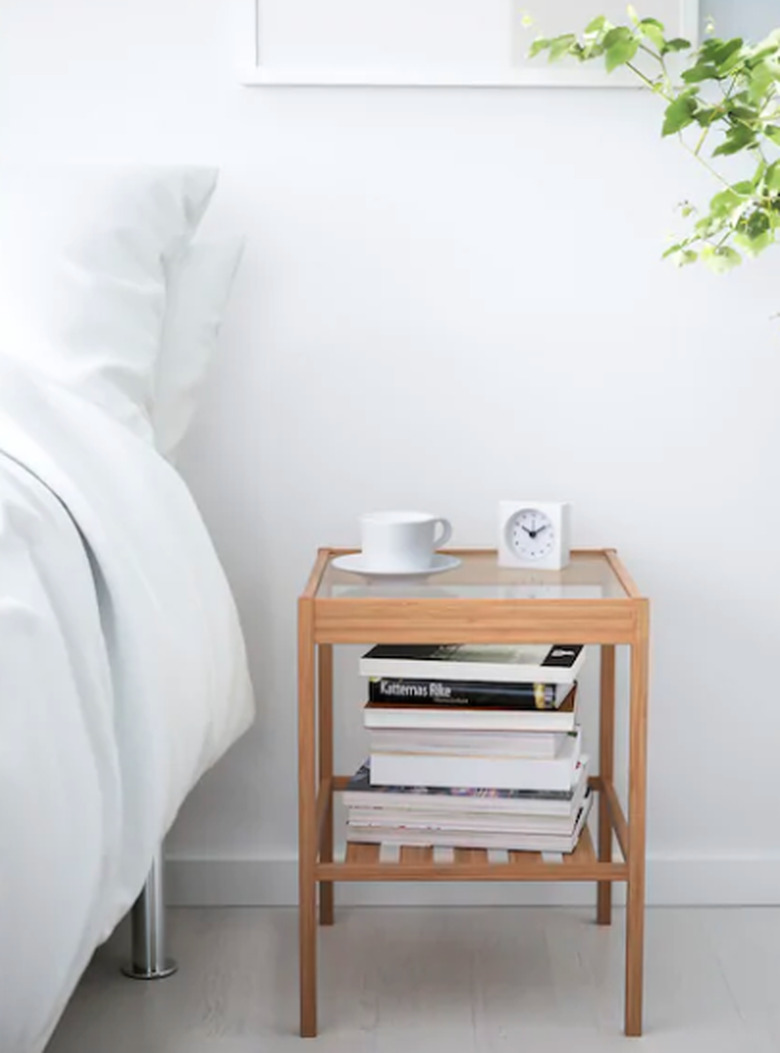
[508, 848, 545, 867]
[317, 826, 627, 883]
[317, 778, 628, 883]
[400, 845, 433, 865]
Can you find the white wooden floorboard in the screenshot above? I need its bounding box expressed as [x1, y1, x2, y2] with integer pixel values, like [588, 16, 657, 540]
[46, 907, 780, 1053]
[701, 906, 780, 1048]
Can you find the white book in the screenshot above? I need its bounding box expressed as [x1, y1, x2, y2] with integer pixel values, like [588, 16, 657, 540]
[368, 728, 574, 760]
[347, 794, 593, 853]
[370, 730, 582, 792]
[360, 643, 585, 685]
[343, 756, 590, 818]
[346, 794, 591, 836]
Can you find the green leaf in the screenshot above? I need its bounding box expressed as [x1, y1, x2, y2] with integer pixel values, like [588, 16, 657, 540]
[662, 94, 698, 136]
[695, 214, 723, 237]
[602, 27, 638, 72]
[745, 43, 780, 65]
[585, 15, 607, 34]
[712, 38, 744, 71]
[681, 63, 720, 83]
[605, 35, 638, 71]
[735, 206, 776, 255]
[739, 175, 760, 193]
[603, 26, 632, 46]
[764, 161, 780, 190]
[662, 244, 699, 267]
[708, 188, 744, 218]
[700, 245, 742, 273]
[712, 123, 757, 156]
[693, 106, 723, 127]
[746, 60, 778, 104]
[638, 19, 665, 51]
[663, 37, 692, 53]
[734, 209, 771, 243]
[677, 249, 699, 266]
[718, 48, 745, 76]
[548, 33, 576, 61]
[627, 4, 639, 25]
[727, 104, 760, 122]
[699, 38, 723, 60]
[746, 210, 771, 236]
[735, 229, 774, 256]
[765, 125, 780, 146]
[528, 37, 551, 58]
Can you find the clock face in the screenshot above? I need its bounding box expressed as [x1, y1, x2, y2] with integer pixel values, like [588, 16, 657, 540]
[507, 508, 556, 561]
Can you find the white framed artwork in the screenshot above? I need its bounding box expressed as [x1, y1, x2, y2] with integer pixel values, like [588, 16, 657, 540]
[241, 0, 699, 87]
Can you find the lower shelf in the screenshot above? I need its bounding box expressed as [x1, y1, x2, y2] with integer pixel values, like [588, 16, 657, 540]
[314, 779, 629, 884]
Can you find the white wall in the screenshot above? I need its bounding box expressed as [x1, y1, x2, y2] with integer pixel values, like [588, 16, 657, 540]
[3, 0, 780, 904]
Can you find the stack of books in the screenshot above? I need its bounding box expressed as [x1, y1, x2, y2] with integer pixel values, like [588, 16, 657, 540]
[344, 643, 592, 854]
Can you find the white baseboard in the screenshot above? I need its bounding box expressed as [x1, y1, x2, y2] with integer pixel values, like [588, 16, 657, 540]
[167, 854, 780, 908]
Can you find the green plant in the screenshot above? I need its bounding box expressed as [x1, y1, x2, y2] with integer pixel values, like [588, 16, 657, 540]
[530, 9, 780, 273]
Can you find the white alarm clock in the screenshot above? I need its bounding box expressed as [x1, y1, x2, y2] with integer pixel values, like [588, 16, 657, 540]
[497, 501, 571, 570]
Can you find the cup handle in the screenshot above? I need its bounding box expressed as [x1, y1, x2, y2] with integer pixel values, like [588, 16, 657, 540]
[433, 517, 452, 550]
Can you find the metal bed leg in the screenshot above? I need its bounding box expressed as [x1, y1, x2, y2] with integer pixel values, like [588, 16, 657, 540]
[121, 845, 178, 980]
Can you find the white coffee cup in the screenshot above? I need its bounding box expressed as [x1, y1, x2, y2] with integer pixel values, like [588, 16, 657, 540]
[359, 511, 453, 573]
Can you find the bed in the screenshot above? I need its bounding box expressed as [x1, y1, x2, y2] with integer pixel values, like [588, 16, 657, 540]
[0, 165, 255, 1053]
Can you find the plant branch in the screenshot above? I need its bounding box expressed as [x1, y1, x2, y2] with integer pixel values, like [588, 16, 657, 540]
[529, 18, 780, 270]
[678, 136, 732, 188]
[625, 61, 662, 92]
[637, 42, 663, 63]
[694, 124, 711, 157]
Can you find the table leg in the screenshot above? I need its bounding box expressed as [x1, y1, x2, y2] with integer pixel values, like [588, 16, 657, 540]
[318, 644, 334, 926]
[597, 644, 616, 925]
[298, 600, 317, 1037]
[625, 602, 649, 1037]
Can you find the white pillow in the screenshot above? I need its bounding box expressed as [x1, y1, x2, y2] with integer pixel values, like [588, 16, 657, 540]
[0, 164, 218, 440]
[154, 238, 244, 460]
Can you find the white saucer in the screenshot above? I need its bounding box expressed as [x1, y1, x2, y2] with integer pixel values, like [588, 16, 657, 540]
[331, 553, 461, 577]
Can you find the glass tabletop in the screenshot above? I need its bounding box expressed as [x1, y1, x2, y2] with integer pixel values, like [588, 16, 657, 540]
[316, 549, 635, 600]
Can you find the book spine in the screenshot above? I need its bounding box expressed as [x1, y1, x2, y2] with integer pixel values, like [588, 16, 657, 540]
[368, 677, 559, 709]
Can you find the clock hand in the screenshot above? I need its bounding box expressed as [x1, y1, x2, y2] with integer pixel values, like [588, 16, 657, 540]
[521, 524, 534, 536]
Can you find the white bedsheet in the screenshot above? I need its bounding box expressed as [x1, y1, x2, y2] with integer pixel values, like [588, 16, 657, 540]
[0, 362, 254, 1053]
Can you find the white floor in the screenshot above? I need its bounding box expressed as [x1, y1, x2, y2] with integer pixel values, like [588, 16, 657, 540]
[46, 906, 780, 1052]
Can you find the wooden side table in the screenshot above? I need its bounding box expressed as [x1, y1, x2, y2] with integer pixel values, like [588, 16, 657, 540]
[298, 548, 649, 1038]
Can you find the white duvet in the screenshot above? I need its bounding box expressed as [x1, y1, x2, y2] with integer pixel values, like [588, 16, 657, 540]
[0, 362, 254, 1053]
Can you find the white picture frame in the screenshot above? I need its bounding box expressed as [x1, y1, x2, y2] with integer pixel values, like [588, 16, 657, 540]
[241, 0, 699, 88]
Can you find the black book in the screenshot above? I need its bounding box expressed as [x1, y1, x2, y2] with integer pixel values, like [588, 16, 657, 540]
[368, 677, 571, 709]
[359, 643, 585, 685]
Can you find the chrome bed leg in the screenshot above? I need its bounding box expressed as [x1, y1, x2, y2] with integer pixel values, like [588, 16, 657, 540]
[121, 845, 178, 980]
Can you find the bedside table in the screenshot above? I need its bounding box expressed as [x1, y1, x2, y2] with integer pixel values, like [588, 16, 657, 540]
[298, 548, 649, 1037]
